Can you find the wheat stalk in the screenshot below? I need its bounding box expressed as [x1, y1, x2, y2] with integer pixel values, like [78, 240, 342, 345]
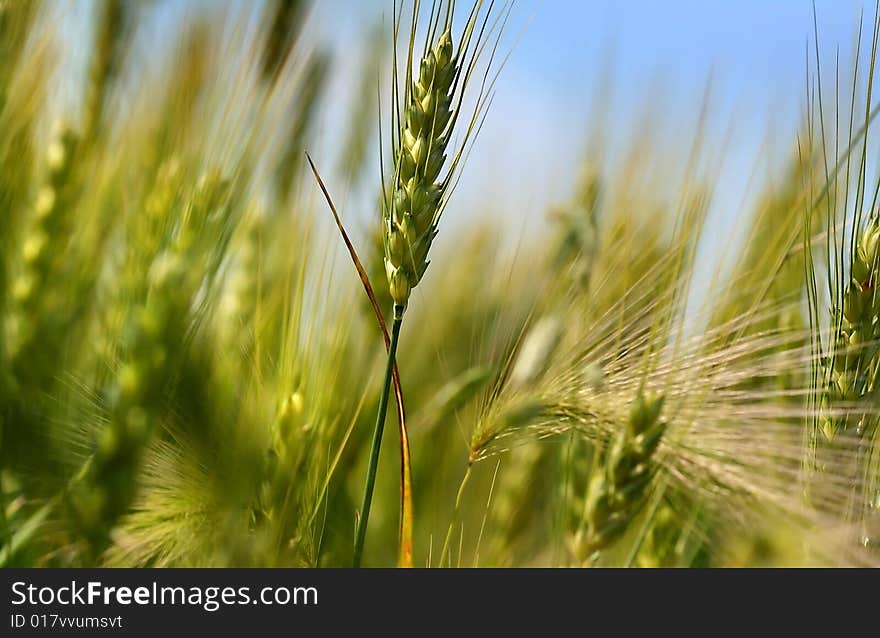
[353, 0, 502, 567]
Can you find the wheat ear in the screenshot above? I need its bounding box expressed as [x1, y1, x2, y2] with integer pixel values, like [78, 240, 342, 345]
[70, 173, 233, 548]
[353, 0, 502, 567]
[570, 391, 666, 564]
[818, 218, 880, 443]
[6, 122, 78, 382]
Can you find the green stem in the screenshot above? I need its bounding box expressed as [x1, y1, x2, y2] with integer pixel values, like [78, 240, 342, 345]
[438, 464, 472, 567]
[353, 307, 403, 567]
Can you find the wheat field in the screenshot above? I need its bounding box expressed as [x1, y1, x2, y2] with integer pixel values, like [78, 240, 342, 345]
[1, 0, 879, 568]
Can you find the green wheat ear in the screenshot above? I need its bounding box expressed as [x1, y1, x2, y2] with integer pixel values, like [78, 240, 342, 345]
[354, 0, 505, 567]
[819, 217, 880, 443]
[382, 0, 503, 312]
[570, 391, 666, 564]
[384, 27, 455, 308]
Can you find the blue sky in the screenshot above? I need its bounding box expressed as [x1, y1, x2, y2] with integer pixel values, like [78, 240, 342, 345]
[51, 0, 874, 273]
[57, 1, 868, 223]
[306, 1, 867, 258]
